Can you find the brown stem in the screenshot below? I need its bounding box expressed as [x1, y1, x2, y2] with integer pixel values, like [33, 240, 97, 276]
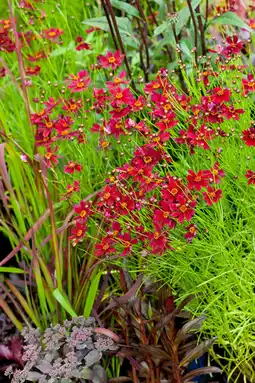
[196, 5, 206, 56]
[101, 0, 119, 50]
[134, 0, 150, 80]
[144, 0, 173, 61]
[104, 0, 136, 90]
[187, 0, 198, 64]
[136, 18, 150, 82]
[205, 0, 209, 24]
[8, 0, 32, 130]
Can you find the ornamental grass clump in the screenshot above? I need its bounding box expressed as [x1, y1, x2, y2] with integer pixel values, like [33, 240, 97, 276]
[5, 317, 118, 383]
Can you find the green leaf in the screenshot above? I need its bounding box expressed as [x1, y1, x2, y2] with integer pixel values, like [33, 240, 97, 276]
[111, 0, 139, 18]
[83, 17, 132, 36]
[0, 267, 26, 274]
[208, 12, 252, 32]
[153, 0, 166, 21]
[176, 0, 202, 35]
[154, 21, 171, 36]
[53, 288, 77, 317]
[84, 272, 101, 318]
[50, 41, 75, 57]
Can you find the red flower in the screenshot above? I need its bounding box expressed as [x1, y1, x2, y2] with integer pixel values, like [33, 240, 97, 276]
[69, 220, 87, 246]
[132, 145, 162, 170]
[106, 71, 129, 89]
[203, 186, 222, 206]
[111, 87, 134, 106]
[221, 105, 244, 120]
[95, 236, 116, 257]
[169, 195, 196, 223]
[207, 162, 225, 184]
[63, 180, 80, 197]
[153, 201, 176, 230]
[130, 96, 146, 112]
[106, 119, 126, 138]
[25, 65, 41, 76]
[161, 176, 183, 202]
[186, 170, 210, 191]
[62, 98, 82, 113]
[117, 232, 138, 256]
[115, 194, 135, 216]
[147, 225, 172, 255]
[66, 70, 91, 93]
[242, 126, 255, 146]
[27, 51, 48, 62]
[44, 146, 60, 167]
[76, 42, 91, 51]
[222, 35, 244, 56]
[211, 87, 231, 104]
[98, 50, 124, 70]
[74, 200, 91, 220]
[42, 28, 63, 41]
[64, 161, 82, 174]
[187, 125, 215, 150]
[245, 170, 255, 185]
[184, 224, 197, 242]
[0, 67, 5, 77]
[242, 74, 255, 95]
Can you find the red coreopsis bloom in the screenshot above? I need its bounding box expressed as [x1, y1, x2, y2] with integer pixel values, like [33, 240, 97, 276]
[27, 51, 47, 62]
[207, 162, 225, 184]
[155, 111, 179, 131]
[221, 104, 244, 120]
[242, 126, 255, 146]
[44, 146, 60, 167]
[64, 161, 82, 174]
[115, 194, 135, 216]
[132, 145, 162, 170]
[170, 195, 196, 223]
[0, 67, 5, 77]
[98, 51, 124, 70]
[130, 96, 146, 112]
[76, 40, 91, 50]
[203, 186, 222, 206]
[245, 170, 255, 185]
[147, 225, 172, 255]
[222, 35, 244, 57]
[184, 224, 197, 242]
[153, 201, 176, 230]
[211, 87, 231, 104]
[161, 176, 183, 202]
[95, 236, 116, 258]
[62, 98, 83, 113]
[187, 125, 215, 150]
[117, 232, 138, 256]
[144, 80, 162, 93]
[69, 220, 87, 246]
[74, 200, 91, 221]
[106, 71, 129, 89]
[111, 87, 134, 106]
[105, 119, 126, 139]
[25, 65, 41, 76]
[64, 180, 80, 197]
[66, 70, 91, 93]
[242, 74, 255, 95]
[42, 28, 63, 41]
[186, 170, 210, 191]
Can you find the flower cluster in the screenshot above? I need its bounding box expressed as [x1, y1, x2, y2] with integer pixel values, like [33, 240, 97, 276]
[7, 317, 118, 382]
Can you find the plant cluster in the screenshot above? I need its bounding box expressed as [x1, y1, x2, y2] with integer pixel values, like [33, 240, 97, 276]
[4, 317, 118, 383]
